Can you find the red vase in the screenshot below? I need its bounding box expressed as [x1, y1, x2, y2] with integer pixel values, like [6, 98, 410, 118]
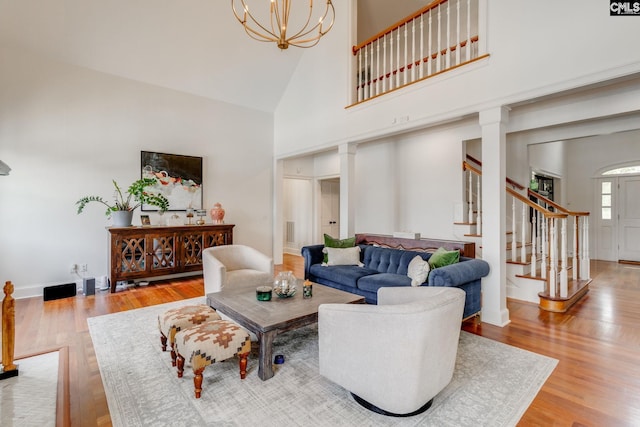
[210, 203, 225, 224]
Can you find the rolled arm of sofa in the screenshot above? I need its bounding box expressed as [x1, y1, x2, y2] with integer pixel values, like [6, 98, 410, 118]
[427, 258, 490, 287]
[301, 244, 325, 279]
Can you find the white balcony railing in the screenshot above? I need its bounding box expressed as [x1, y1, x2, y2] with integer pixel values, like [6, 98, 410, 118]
[353, 0, 482, 103]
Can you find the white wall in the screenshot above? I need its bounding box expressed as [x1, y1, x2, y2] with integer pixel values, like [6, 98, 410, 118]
[0, 46, 273, 298]
[275, 0, 640, 156]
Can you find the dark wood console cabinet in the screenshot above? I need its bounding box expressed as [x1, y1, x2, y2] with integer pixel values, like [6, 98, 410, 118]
[107, 224, 234, 292]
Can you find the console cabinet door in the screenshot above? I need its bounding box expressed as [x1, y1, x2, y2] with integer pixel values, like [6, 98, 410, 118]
[148, 233, 177, 274]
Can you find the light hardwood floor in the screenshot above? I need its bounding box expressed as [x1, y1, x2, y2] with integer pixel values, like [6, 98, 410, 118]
[10, 256, 640, 426]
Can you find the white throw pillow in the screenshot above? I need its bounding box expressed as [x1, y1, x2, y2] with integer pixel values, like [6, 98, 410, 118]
[322, 246, 363, 266]
[407, 255, 430, 286]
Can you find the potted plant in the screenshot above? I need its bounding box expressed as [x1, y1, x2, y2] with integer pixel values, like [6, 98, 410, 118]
[76, 178, 170, 227]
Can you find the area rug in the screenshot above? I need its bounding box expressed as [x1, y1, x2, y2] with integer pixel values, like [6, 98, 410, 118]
[0, 351, 58, 427]
[88, 298, 557, 427]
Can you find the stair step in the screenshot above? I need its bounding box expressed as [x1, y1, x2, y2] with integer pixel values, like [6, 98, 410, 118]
[538, 278, 591, 313]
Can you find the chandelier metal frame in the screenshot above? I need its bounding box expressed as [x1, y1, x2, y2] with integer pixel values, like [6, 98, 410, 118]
[231, 0, 335, 50]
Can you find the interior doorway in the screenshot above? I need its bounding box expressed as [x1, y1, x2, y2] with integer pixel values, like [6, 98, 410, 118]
[320, 178, 340, 239]
[283, 178, 313, 255]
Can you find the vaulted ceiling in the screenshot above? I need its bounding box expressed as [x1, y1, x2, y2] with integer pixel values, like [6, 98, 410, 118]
[0, 1, 426, 113]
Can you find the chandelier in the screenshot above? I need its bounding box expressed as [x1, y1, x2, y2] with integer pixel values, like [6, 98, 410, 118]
[231, 0, 335, 50]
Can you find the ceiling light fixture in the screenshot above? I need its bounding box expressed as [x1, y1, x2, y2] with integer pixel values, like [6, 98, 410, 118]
[231, 0, 335, 50]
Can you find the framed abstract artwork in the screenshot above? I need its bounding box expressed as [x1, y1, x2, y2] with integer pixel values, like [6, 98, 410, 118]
[141, 151, 203, 211]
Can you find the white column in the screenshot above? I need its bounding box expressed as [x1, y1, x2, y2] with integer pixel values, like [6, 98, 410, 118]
[273, 158, 285, 265]
[480, 106, 510, 327]
[339, 143, 357, 239]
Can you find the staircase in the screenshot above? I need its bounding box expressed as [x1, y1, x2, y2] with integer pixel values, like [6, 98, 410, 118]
[455, 158, 591, 313]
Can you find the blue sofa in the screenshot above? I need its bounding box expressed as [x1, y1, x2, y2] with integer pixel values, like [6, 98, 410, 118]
[301, 244, 490, 319]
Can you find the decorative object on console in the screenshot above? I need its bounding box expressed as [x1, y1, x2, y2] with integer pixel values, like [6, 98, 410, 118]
[76, 178, 169, 227]
[273, 271, 296, 298]
[196, 210, 207, 225]
[141, 151, 202, 211]
[185, 208, 195, 225]
[140, 215, 151, 226]
[231, 0, 335, 50]
[210, 202, 225, 224]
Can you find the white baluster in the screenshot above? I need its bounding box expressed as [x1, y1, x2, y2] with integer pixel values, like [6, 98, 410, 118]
[521, 202, 526, 263]
[476, 173, 481, 235]
[560, 217, 568, 298]
[468, 171, 473, 224]
[382, 34, 387, 93]
[456, 0, 461, 66]
[419, 14, 424, 79]
[446, 0, 451, 69]
[369, 43, 374, 97]
[549, 218, 557, 297]
[404, 23, 408, 85]
[364, 45, 369, 100]
[437, 5, 442, 72]
[541, 216, 547, 280]
[572, 215, 578, 281]
[357, 50, 363, 102]
[428, 10, 433, 76]
[531, 214, 537, 276]
[582, 216, 590, 279]
[411, 20, 416, 83]
[396, 27, 401, 87]
[390, 31, 395, 90]
[375, 39, 380, 96]
[466, 0, 471, 61]
[511, 196, 517, 262]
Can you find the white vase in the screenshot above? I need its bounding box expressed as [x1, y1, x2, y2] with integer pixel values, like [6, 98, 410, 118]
[112, 211, 133, 227]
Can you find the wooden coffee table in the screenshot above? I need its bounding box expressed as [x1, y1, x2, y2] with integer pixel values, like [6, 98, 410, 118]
[206, 280, 365, 380]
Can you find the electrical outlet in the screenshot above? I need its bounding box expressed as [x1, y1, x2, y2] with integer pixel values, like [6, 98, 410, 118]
[80, 264, 88, 273]
[70, 264, 78, 274]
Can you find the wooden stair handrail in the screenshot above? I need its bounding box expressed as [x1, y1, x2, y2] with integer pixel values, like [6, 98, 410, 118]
[506, 187, 567, 219]
[353, 0, 449, 54]
[528, 189, 590, 217]
[463, 159, 526, 190]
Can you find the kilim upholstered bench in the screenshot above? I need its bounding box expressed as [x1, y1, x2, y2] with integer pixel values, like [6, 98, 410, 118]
[158, 304, 221, 366]
[175, 320, 251, 398]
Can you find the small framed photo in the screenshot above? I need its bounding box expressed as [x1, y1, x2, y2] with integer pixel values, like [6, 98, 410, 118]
[140, 215, 151, 226]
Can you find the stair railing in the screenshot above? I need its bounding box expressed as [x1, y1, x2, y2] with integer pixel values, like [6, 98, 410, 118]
[352, 0, 483, 103]
[462, 161, 590, 299]
[528, 189, 591, 281]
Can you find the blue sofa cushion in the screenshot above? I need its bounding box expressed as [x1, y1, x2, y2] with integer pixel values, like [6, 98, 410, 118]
[362, 246, 429, 275]
[357, 273, 412, 294]
[309, 264, 377, 289]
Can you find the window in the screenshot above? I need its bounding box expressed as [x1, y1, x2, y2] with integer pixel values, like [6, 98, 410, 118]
[601, 181, 612, 220]
[603, 166, 640, 175]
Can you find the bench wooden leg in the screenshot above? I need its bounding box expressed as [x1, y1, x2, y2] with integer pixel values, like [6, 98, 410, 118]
[238, 352, 249, 379]
[193, 368, 204, 398]
[160, 333, 167, 352]
[176, 354, 185, 378]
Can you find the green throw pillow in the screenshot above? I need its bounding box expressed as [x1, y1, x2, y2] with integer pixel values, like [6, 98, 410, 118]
[323, 234, 356, 263]
[428, 247, 460, 269]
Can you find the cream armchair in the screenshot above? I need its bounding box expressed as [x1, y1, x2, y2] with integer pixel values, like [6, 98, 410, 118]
[202, 245, 274, 295]
[318, 286, 465, 417]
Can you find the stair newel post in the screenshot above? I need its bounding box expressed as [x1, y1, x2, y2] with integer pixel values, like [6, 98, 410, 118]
[511, 196, 517, 262]
[560, 217, 568, 298]
[541, 215, 547, 281]
[476, 172, 482, 235]
[520, 202, 527, 263]
[468, 170, 473, 224]
[549, 217, 558, 297]
[531, 213, 537, 275]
